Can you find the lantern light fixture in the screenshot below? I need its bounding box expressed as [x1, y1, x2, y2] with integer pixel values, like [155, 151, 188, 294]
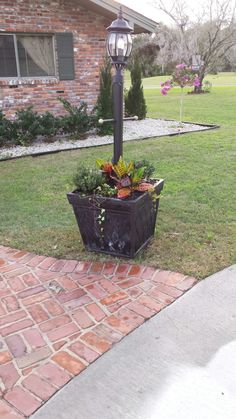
[106, 7, 133, 68]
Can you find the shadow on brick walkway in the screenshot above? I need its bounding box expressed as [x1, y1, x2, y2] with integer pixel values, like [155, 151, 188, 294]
[0, 246, 197, 418]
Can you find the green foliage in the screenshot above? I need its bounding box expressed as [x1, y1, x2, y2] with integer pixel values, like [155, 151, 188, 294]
[15, 107, 41, 146]
[125, 60, 147, 120]
[0, 110, 18, 147]
[134, 159, 155, 180]
[127, 34, 160, 78]
[0, 98, 95, 148]
[202, 80, 212, 93]
[59, 97, 93, 137]
[73, 166, 105, 194]
[0, 108, 61, 147]
[95, 59, 113, 135]
[95, 183, 117, 197]
[39, 112, 61, 140]
[1, 77, 236, 279]
[130, 167, 145, 185]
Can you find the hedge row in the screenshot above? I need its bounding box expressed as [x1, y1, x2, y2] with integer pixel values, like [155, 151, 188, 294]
[0, 98, 97, 148]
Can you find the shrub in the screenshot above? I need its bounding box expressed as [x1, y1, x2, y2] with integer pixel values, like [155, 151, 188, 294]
[59, 97, 93, 137]
[95, 59, 113, 135]
[15, 106, 41, 146]
[0, 110, 18, 147]
[0, 98, 95, 148]
[39, 112, 61, 141]
[73, 166, 105, 194]
[125, 59, 147, 120]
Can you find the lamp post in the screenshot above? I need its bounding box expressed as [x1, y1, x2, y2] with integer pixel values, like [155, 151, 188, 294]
[106, 7, 133, 164]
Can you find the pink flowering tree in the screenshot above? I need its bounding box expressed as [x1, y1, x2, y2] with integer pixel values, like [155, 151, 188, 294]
[161, 63, 200, 123]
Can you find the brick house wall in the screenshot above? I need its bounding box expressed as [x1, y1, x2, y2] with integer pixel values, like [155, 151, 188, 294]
[0, 0, 110, 117]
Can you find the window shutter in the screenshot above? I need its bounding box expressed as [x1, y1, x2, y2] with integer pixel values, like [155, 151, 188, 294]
[56, 33, 75, 80]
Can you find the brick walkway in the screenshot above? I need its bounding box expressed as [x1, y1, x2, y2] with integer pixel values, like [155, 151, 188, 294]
[0, 245, 197, 418]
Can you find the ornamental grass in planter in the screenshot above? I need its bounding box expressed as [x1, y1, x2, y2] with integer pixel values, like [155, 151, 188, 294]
[67, 157, 164, 258]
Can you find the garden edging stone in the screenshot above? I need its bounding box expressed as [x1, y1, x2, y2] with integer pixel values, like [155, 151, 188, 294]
[0, 118, 219, 161]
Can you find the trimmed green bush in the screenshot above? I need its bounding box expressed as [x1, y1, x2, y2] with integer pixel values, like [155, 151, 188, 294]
[125, 60, 147, 120]
[0, 110, 19, 147]
[15, 106, 41, 146]
[58, 97, 93, 138]
[95, 59, 113, 135]
[0, 97, 95, 148]
[39, 112, 61, 141]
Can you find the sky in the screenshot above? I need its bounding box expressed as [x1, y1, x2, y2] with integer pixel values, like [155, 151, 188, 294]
[117, 0, 201, 25]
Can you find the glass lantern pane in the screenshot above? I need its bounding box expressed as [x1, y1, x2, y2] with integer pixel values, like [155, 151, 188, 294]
[107, 32, 116, 57]
[116, 34, 128, 59]
[126, 34, 132, 57]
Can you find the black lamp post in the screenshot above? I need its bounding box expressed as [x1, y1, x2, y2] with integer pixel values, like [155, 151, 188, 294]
[106, 7, 133, 164]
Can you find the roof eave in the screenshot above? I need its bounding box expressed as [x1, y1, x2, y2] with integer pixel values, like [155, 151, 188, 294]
[77, 0, 158, 33]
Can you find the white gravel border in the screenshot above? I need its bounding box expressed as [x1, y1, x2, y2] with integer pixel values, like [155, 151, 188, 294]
[0, 118, 215, 160]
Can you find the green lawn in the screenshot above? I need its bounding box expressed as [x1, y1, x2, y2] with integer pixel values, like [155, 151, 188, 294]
[125, 71, 236, 89]
[0, 76, 236, 279]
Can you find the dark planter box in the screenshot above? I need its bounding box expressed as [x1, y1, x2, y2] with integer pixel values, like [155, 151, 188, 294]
[67, 179, 164, 258]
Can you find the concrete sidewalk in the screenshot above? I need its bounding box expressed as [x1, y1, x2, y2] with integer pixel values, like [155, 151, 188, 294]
[32, 264, 236, 419]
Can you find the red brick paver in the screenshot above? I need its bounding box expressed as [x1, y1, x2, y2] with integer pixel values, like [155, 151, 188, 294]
[0, 245, 197, 418]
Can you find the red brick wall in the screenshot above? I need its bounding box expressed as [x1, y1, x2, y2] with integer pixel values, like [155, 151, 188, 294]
[0, 0, 110, 117]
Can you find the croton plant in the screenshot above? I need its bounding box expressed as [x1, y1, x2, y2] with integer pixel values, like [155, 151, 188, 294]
[73, 157, 156, 199]
[96, 157, 155, 199]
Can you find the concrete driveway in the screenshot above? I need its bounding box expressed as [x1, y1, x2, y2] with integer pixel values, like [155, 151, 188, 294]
[32, 264, 236, 419]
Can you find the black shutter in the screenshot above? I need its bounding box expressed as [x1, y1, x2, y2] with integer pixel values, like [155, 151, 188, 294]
[56, 33, 75, 80]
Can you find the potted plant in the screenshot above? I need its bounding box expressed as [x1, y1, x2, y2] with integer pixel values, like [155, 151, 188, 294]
[67, 9, 164, 258]
[67, 158, 164, 258]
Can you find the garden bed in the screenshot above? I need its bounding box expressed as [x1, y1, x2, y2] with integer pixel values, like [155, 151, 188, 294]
[0, 118, 219, 161]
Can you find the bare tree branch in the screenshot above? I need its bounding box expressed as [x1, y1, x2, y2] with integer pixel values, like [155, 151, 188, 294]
[152, 0, 236, 86]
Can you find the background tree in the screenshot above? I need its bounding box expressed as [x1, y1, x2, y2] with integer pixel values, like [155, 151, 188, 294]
[127, 34, 160, 77]
[154, 0, 236, 91]
[154, 23, 183, 73]
[125, 59, 147, 119]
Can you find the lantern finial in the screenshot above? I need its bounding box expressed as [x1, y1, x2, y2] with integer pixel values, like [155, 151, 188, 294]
[118, 6, 123, 19]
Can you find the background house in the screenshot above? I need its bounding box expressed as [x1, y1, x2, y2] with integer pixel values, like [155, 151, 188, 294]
[0, 0, 157, 117]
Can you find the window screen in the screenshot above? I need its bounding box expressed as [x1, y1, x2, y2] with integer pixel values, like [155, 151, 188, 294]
[17, 35, 55, 77]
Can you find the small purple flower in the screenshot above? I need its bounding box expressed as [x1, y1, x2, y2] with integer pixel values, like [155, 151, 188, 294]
[161, 88, 168, 96]
[161, 83, 172, 95]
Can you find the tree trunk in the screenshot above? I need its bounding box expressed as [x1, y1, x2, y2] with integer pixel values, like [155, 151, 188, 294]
[194, 73, 205, 93]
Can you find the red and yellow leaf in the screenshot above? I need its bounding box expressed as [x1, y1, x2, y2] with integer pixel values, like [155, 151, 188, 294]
[134, 182, 154, 192]
[117, 187, 132, 199]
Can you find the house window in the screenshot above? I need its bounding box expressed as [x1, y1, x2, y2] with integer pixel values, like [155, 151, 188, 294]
[0, 34, 17, 77]
[0, 34, 55, 78]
